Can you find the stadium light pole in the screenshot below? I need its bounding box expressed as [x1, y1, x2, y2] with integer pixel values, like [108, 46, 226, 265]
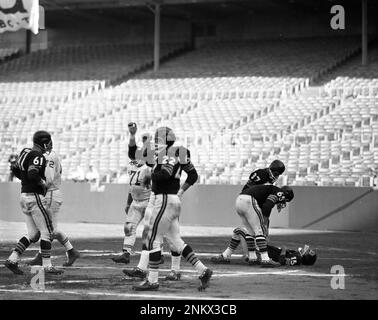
[361, 0, 368, 65]
[25, 30, 32, 54]
[154, 3, 161, 72]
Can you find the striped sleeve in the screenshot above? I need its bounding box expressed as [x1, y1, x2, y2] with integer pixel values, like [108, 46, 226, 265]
[267, 194, 279, 203]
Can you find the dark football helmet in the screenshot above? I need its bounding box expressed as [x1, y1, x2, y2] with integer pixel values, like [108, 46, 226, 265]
[142, 133, 151, 144]
[269, 159, 285, 177]
[298, 245, 317, 265]
[33, 130, 52, 152]
[154, 127, 176, 154]
[281, 185, 294, 202]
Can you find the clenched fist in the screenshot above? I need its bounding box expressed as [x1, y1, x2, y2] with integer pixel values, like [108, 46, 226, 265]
[128, 122, 137, 135]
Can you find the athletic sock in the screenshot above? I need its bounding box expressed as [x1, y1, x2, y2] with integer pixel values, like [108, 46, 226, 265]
[260, 251, 269, 261]
[9, 251, 20, 263]
[171, 251, 181, 272]
[137, 250, 149, 271]
[41, 240, 52, 268]
[182, 244, 206, 274]
[10, 236, 31, 262]
[55, 231, 73, 251]
[123, 247, 132, 254]
[148, 250, 161, 284]
[62, 238, 73, 252]
[248, 251, 258, 260]
[222, 246, 235, 258]
[123, 225, 136, 252]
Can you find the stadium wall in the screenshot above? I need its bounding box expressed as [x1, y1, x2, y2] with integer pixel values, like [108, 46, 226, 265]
[1, 183, 377, 232]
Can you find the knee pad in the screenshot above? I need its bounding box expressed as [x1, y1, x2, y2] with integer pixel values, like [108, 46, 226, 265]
[148, 239, 162, 251]
[141, 226, 149, 240]
[124, 222, 134, 237]
[233, 227, 247, 241]
[165, 236, 185, 254]
[234, 226, 248, 235]
[40, 232, 53, 243]
[29, 231, 40, 243]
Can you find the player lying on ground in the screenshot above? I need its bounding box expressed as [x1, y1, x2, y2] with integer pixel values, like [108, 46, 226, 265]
[211, 226, 317, 266]
[27, 150, 80, 267]
[212, 184, 294, 267]
[129, 126, 212, 291]
[4, 131, 63, 275]
[210, 159, 285, 266]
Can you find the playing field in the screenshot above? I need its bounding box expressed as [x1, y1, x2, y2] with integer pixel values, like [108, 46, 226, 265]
[0, 222, 377, 300]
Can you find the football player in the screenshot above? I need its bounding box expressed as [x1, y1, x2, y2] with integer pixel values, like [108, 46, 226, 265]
[27, 150, 81, 267]
[122, 124, 184, 281]
[213, 226, 317, 266]
[212, 184, 294, 267]
[242, 159, 285, 192]
[211, 160, 286, 266]
[131, 127, 213, 291]
[112, 158, 152, 264]
[266, 244, 317, 266]
[4, 131, 63, 275]
[112, 123, 154, 264]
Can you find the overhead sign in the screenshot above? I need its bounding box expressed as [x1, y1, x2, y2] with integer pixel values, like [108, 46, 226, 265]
[0, 0, 39, 34]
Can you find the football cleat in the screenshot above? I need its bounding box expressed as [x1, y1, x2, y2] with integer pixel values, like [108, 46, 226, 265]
[63, 248, 80, 267]
[260, 259, 280, 268]
[198, 268, 213, 291]
[28, 252, 42, 266]
[123, 267, 147, 279]
[210, 254, 230, 264]
[111, 251, 130, 264]
[44, 266, 64, 275]
[165, 270, 181, 281]
[4, 260, 24, 275]
[132, 280, 159, 291]
[247, 258, 260, 266]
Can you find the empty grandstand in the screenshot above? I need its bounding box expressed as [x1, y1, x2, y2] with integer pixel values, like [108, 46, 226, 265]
[0, 0, 377, 187]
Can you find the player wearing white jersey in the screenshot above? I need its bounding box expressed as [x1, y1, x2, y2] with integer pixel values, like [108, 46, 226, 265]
[28, 150, 80, 267]
[112, 155, 152, 264]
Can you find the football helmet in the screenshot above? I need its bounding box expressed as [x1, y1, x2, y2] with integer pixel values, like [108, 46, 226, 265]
[142, 133, 151, 144]
[129, 158, 144, 168]
[298, 245, 317, 265]
[281, 185, 294, 202]
[154, 127, 176, 154]
[33, 130, 52, 152]
[269, 160, 285, 177]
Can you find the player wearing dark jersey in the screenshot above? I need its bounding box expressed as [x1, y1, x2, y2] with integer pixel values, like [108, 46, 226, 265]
[213, 225, 317, 266]
[4, 131, 63, 275]
[241, 160, 285, 192]
[212, 160, 286, 266]
[212, 184, 294, 267]
[266, 244, 317, 266]
[132, 127, 213, 292]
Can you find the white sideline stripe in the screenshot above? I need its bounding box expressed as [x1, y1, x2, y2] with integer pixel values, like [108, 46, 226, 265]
[0, 288, 230, 300]
[11, 248, 378, 258]
[0, 264, 347, 278]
